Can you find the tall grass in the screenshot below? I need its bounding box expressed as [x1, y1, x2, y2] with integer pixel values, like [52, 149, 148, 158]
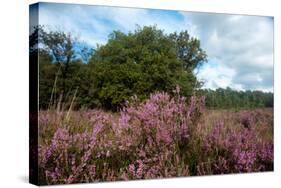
[38, 88, 273, 185]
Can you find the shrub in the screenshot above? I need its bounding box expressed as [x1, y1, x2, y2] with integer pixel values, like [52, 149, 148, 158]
[38, 89, 205, 184]
[201, 121, 273, 174]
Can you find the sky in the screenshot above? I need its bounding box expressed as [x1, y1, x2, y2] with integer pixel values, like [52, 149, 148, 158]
[32, 2, 274, 92]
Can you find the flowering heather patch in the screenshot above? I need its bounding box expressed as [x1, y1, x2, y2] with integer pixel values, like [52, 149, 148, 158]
[236, 109, 273, 129]
[38, 91, 273, 185]
[201, 121, 273, 174]
[238, 111, 253, 128]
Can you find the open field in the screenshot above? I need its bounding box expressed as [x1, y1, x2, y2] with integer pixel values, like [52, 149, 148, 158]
[37, 92, 273, 185]
[29, 4, 274, 185]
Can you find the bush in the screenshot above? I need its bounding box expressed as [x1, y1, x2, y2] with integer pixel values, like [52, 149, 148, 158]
[38, 88, 273, 185]
[38, 89, 205, 184]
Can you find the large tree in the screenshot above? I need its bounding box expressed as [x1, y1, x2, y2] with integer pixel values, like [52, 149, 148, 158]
[34, 25, 207, 110]
[89, 26, 207, 110]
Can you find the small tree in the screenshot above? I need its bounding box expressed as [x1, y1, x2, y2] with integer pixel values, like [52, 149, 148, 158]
[33, 26, 93, 108]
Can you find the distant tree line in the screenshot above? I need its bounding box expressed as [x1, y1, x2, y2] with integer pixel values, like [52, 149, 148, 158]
[201, 87, 273, 109]
[30, 25, 273, 111]
[31, 25, 207, 111]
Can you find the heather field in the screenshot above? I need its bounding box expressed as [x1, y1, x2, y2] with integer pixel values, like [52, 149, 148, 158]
[38, 90, 273, 185]
[30, 4, 274, 185]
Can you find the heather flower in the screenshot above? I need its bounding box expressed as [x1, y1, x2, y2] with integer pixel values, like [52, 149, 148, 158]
[38, 88, 272, 184]
[128, 164, 136, 177]
[238, 111, 253, 128]
[136, 160, 145, 178]
[204, 120, 273, 173]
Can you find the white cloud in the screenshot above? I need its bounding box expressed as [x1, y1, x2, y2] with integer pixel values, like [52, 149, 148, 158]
[38, 3, 194, 45]
[37, 3, 274, 92]
[196, 61, 236, 89]
[182, 12, 274, 92]
[39, 4, 114, 46]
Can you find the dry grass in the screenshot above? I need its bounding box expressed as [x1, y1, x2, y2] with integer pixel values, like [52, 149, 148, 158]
[197, 108, 273, 141]
[39, 108, 273, 146]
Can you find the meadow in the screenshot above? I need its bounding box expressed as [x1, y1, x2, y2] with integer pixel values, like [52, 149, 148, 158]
[37, 89, 273, 185]
[30, 23, 273, 185]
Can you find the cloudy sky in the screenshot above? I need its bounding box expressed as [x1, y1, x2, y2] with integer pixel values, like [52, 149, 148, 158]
[33, 2, 274, 92]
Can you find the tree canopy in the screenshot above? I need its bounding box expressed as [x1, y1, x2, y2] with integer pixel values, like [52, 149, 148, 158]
[202, 87, 273, 109]
[35, 25, 207, 110]
[88, 26, 207, 110]
[33, 25, 273, 111]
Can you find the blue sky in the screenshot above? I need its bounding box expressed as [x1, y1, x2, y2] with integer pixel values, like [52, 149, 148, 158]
[33, 2, 274, 92]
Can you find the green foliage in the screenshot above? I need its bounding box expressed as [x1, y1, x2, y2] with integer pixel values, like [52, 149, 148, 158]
[202, 87, 273, 109]
[88, 26, 207, 110]
[169, 30, 207, 70]
[35, 25, 273, 111]
[35, 26, 92, 109]
[36, 25, 207, 110]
